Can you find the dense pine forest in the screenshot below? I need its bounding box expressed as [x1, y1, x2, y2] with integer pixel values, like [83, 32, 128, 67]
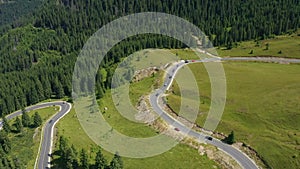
[0, 0, 299, 117]
[0, 0, 43, 31]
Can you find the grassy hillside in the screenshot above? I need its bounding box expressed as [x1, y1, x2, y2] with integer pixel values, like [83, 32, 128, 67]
[167, 61, 300, 168]
[54, 75, 219, 169]
[217, 30, 300, 58]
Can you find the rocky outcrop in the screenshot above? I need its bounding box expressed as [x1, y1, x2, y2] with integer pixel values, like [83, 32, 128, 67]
[132, 67, 159, 82]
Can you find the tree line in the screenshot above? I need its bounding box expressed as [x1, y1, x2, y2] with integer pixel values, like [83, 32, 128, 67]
[56, 136, 123, 169]
[33, 0, 300, 47]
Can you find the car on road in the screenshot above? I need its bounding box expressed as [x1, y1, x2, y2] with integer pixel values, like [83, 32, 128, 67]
[164, 83, 167, 86]
[205, 136, 213, 141]
[185, 60, 189, 63]
[174, 127, 180, 131]
[49, 120, 53, 123]
[169, 76, 172, 79]
[192, 60, 196, 62]
[155, 93, 159, 97]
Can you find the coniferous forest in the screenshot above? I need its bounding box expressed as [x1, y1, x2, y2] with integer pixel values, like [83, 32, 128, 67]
[0, 0, 299, 117]
[0, 0, 299, 168]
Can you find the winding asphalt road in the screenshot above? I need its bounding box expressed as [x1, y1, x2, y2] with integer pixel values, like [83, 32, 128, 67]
[149, 56, 299, 168]
[150, 58, 259, 169]
[0, 101, 71, 169]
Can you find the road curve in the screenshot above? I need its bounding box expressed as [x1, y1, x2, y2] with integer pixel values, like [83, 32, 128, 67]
[0, 57, 299, 169]
[0, 101, 72, 169]
[150, 58, 259, 169]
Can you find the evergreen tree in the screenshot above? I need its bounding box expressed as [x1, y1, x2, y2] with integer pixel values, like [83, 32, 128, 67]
[95, 148, 107, 169]
[59, 136, 68, 157]
[0, 131, 11, 153]
[226, 38, 233, 49]
[21, 111, 31, 127]
[80, 149, 89, 169]
[14, 116, 23, 133]
[65, 146, 78, 169]
[32, 112, 42, 127]
[70, 145, 79, 168]
[58, 136, 79, 168]
[110, 152, 123, 169]
[2, 116, 11, 133]
[53, 77, 65, 99]
[225, 131, 235, 145]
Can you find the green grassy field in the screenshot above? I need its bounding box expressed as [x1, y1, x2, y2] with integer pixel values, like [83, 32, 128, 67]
[99, 78, 158, 138]
[54, 74, 219, 168]
[217, 30, 300, 58]
[168, 30, 300, 59]
[7, 106, 59, 169]
[167, 60, 300, 169]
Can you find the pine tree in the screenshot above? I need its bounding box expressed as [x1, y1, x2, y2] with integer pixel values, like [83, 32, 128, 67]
[226, 38, 233, 50]
[21, 111, 31, 127]
[0, 131, 11, 153]
[110, 152, 123, 169]
[96, 84, 104, 99]
[59, 136, 68, 157]
[226, 131, 235, 145]
[53, 77, 64, 99]
[80, 149, 89, 169]
[65, 146, 78, 169]
[2, 116, 11, 133]
[70, 145, 79, 168]
[14, 116, 23, 133]
[95, 148, 107, 169]
[33, 112, 42, 127]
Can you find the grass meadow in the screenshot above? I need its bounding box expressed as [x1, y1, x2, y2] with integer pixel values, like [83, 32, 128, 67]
[217, 30, 300, 58]
[53, 74, 219, 169]
[167, 60, 300, 168]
